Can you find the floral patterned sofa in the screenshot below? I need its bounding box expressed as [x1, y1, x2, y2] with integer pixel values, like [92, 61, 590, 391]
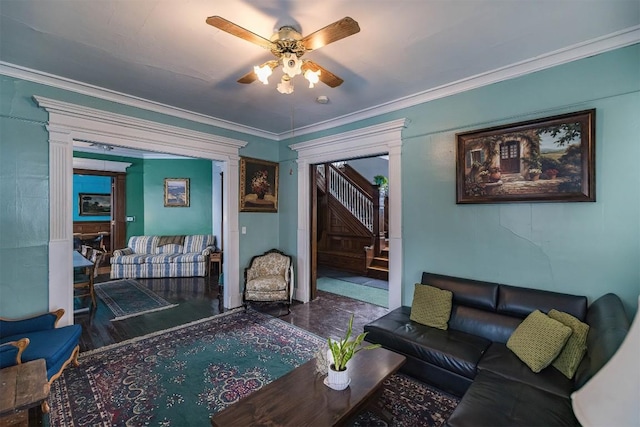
[110, 235, 216, 279]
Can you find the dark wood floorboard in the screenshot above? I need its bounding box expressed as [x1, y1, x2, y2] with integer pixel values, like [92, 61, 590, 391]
[76, 274, 389, 352]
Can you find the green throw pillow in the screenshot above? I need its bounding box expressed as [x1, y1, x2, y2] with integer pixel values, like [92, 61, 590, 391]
[507, 310, 573, 373]
[410, 284, 453, 330]
[548, 309, 590, 379]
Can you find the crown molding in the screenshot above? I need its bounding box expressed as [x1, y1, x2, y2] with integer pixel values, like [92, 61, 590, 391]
[285, 26, 640, 139]
[34, 96, 247, 160]
[3, 26, 638, 142]
[0, 62, 279, 140]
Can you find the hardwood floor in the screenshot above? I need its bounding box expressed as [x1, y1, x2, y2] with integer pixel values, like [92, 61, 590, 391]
[75, 274, 389, 352]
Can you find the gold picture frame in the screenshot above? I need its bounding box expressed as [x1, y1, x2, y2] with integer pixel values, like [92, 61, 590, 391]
[164, 178, 190, 207]
[240, 157, 278, 213]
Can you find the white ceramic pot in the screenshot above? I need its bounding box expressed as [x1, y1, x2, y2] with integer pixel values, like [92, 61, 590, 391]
[326, 365, 350, 390]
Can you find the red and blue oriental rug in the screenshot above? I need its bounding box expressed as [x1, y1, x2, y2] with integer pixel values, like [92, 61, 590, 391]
[49, 309, 458, 426]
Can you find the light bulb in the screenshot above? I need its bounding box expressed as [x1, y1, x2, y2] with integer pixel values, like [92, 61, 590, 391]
[304, 69, 321, 88]
[277, 76, 294, 94]
[254, 64, 272, 85]
[282, 53, 302, 78]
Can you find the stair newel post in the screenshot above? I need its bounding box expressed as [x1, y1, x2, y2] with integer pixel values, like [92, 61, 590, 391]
[373, 186, 385, 256]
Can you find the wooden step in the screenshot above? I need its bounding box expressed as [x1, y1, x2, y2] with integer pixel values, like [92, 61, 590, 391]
[366, 265, 389, 280]
[371, 256, 388, 269]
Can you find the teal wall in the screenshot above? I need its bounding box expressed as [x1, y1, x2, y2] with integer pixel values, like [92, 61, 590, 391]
[142, 159, 213, 235]
[0, 75, 275, 318]
[73, 151, 147, 238]
[281, 44, 640, 316]
[1, 44, 638, 319]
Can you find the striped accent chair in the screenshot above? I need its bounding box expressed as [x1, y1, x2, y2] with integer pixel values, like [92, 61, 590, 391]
[110, 235, 216, 279]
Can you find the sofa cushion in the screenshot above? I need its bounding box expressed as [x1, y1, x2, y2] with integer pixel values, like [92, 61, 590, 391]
[445, 370, 579, 427]
[421, 272, 498, 311]
[507, 310, 572, 373]
[498, 285, 587, 321]
[247, 276, 287, 292]
[128, 236, 158, 254]
[111, 254, 154, 265]
[244, 290, 288, 302]
[172, 253, 207, 263]
[410, 284, 452, 330]
[448, 305, 522, 344]
[574, 293, 630, 388]
[364, 307, 491, 379]
[155, 244, 183, 254]
[478, 343, 574, 398]
[2, 325, 81, 381]
[548, 309, 589, 379]
[183, 235, 216, 254]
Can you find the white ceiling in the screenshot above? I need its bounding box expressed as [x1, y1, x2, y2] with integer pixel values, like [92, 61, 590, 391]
[1, 0, 639, 139]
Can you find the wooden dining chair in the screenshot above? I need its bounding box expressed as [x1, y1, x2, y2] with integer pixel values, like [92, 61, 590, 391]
[74, 248, 104, 309]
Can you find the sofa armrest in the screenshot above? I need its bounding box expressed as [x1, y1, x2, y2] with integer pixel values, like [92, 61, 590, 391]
[201, 246, 216, 256]
[113, 247, 134, 256]
[0, 309, 64, 338]
[0, 337, 30, 368]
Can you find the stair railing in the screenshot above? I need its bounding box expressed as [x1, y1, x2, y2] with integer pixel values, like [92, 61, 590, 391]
[327, 164, 373, 232]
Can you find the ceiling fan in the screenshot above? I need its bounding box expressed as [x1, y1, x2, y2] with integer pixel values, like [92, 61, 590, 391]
[206, 16, 360, 94]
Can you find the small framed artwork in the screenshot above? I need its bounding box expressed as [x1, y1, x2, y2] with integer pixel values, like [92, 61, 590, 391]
[240, 157, 278, 213]
[164, 178, 190, 207]
[79, 193, 111, 216]
[456, 109, 595, 204]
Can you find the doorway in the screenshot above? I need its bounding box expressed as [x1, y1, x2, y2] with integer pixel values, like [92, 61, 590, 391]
[291, 118, 406, 310]
[312, 156, 389, 307]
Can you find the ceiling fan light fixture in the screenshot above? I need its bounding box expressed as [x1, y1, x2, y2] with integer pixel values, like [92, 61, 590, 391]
[304, 69, 321, 88]
[277, 75, 294, 95]
[282, 53, 302, 78]
[254, 64, 272, 84]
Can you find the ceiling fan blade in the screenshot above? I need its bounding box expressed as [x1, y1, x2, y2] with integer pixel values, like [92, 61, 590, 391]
[301, 17, 360, 52]
[237, 60, 279, 84]
[302, 61, 344, 88]
[206, 16, 274, 50]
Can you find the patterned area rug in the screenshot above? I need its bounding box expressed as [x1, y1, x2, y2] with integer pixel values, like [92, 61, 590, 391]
[49, 309, 459, 426]
[94, 279, 178, 321]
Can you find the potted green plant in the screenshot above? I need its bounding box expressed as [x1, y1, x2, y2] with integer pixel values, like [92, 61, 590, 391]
[373, 175, 388, 188]
[325, 314, 381, 390]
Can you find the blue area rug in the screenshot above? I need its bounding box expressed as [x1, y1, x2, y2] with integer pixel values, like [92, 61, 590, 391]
[95, 279, 178, 321]
[48, 309, 459, 426]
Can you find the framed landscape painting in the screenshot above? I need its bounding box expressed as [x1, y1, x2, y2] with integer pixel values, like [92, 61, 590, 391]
[456, 109, 595, 204]
[79, 193, 111, 216]
[164, 178, 190, 207]
[240, 157, 278, 213]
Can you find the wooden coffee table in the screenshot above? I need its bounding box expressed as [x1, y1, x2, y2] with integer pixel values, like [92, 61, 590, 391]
[210, 346, 405, 426]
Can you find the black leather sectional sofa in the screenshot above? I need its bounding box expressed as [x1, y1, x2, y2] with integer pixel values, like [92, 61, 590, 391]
[364, 272, 631, 426]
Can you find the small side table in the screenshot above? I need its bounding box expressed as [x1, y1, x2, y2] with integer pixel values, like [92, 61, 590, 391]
[0, 359, 50, 427]
[210, 251, 223, 276]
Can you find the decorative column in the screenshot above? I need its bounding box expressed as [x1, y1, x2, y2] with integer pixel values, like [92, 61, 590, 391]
[47, 124, 74, 326]
[223, 156, 242, 308]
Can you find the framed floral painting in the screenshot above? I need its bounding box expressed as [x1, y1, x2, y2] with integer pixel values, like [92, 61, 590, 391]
[240, 157, 279, 212]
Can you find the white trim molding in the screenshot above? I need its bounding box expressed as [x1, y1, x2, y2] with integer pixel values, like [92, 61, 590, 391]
[36, 97, 248, 325]
[0, 62, 277, 140]
[290, 118, 407, 309]
[73, 157, 132, 172]
[3, 26, 637, 142]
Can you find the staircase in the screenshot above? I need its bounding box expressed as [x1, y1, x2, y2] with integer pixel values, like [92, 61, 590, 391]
[317, 163, 389, 280]
[366, 240, 389, 280]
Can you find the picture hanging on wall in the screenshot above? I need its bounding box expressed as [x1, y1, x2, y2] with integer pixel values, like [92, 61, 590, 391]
[456, 109, 595, 204]
[240, 157, 278, 213]
[164, 178, 190, 207]
[79, 193, 111, 216]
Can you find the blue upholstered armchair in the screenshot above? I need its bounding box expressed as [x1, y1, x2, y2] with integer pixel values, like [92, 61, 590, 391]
[0, 309, 82, 384]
